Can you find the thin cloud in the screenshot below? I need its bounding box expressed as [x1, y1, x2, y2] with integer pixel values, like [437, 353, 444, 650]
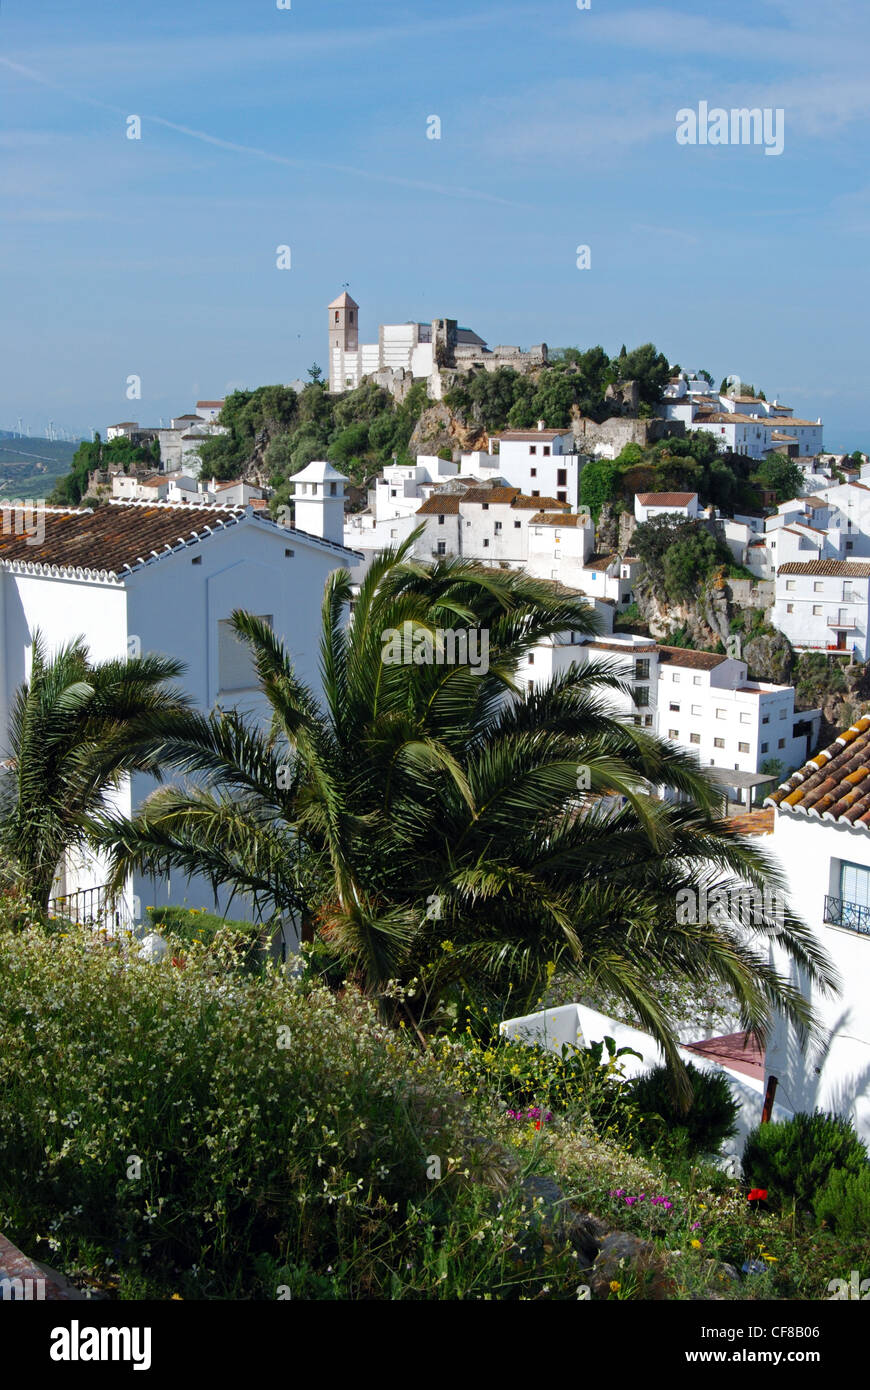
[0, 55, 528, 209]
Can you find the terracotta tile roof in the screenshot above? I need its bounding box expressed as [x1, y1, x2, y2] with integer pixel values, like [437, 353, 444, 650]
[511, 494, 570, 510]
[725, 808, 774, 835]
[529, 512, 584, 526]
[495, 429, 570, 441]
[0, 501, 245, 578]
[636, 492, 697, 506]
[460, 486, 520, 505]
[583, 551, 618, 568]
[416, 496, 460, 515]
[765, 716, 870, 824]
[778, 560, 870, 577]
[196, 400, 224, 408]
[656, 646, 728, 670]
[803, 497, 828, 509]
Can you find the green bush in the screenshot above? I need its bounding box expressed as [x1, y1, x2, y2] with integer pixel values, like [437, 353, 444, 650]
[743, 1112, 868, 1209]
[626, 1062, 739, 1158]
[813, 1165, 870, 1235]
[0, 924, 583, 1300]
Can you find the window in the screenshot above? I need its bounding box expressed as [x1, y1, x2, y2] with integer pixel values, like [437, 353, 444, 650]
[669, 728, 679, 739]
[557, 492, 567, 504]
[531, 490, 540, 497]
[813, 604, 822, 616]
[191, 555, 202, 565]
[514, 520, 521, 528]
[690, 732, 701, 744]
[557, 469, 567, 487]
[530, 467, 537, 478]
[778, 738, 786, 749]
[693, 675, 702, 686]
[738, 741, 750, 753]
[529, 446, 537, 456]
[334, 311, 339, 323]
[634, 687, 650, 707]
[779, 709, 787, 719]
[761, 742, 768, 753]
[438, 515, 445, 525]
[714, 737, 725, 749]
[494, 521, 502, 532]
[543, 446, 551, 456]
[762, 715, 769, 724]
[390, 488, 397, 497]
[437, 541, 446, 556]
[284, 548, 294, 558]
[644, 714, 653, 728]
[669, 701, 680, 712]
[785, 580, 796, 591]
[847, 541, 854, 551]
[839, 861, 870, 913]
[483, 538, 490, 548]
[716, 708, 727, 719]
[482, 502, 489, 511]
[814, 581, 824, 593]
[740, 712, 751, 724]
[635, 659, 650, 680]
[219, 615, 272, 692]
[672, 672, 681, 682]
[389, 530, 397, 540]
[786, 603, 794, 614]
[528, 654, 534, 665]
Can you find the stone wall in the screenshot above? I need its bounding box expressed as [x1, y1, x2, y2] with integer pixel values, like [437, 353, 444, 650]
[573, 416, 685, 458]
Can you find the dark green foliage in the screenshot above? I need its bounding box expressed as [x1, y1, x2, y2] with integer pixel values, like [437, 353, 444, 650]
[743, 1112, 868, 1209]
[814, 1165, 870, 1235]
[626, 1062, 739, 1157]
[632, 516, 732, 602]
[579, 458, 620, 518]
[754, 453, 804, 502]
[793, 651, 849, 709]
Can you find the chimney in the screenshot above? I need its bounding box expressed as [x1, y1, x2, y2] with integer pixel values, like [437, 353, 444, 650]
[537, 419, 546, 431]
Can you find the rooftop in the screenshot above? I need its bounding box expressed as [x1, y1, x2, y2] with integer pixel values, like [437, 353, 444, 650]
[495, 429, 571, 441]
[416, 495, 460, 515]
[657, 646, 728, 671]
[636, 492, 697, 506]
[766, 716, 870, 825]
[778, 560, 870, 577]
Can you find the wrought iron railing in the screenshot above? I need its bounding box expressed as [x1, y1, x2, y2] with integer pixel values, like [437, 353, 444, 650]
[823, 895, 870, 937]
[47, 885, 134, 934]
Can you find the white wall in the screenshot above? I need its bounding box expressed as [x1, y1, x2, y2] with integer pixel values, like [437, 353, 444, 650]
[763, 812, 870, 1146]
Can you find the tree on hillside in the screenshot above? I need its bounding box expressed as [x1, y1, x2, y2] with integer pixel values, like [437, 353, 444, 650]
[579, 457, 620, 518]
[755, 453, 804, 503]
[612, 343, 671, 408]
[633, 515, 732, 600]
[90, 540, 835, 1095]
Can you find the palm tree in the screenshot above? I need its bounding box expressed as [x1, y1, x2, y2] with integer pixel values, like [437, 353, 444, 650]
[90, 538, 836, 1089]
[0, 632, 192, 913]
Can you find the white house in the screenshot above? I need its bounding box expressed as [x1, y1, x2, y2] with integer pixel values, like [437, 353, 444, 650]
[772, 561, 870, 658]
[763, 718, 870, 1146]
[0, 499, 362, 930]
[634, 491, 700, 523]
[290, 459, 349, 546]
[487, 427, 580, 509]
[656, 646, 820, 792]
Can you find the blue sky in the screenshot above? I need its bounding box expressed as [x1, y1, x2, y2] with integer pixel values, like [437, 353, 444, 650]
[1, 0, 868, 449]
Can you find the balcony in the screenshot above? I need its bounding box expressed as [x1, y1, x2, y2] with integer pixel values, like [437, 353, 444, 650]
[827, 617, 857, 630]
[823, 894, 870, 937]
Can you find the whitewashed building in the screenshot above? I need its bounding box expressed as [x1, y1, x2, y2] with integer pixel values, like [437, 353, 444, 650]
[772, 561, 870, 658]
[634, 491, 700, 523]
[763, 719, 870, 1146]
[0, 499, 362, 926]
[488, 427, 580, 509]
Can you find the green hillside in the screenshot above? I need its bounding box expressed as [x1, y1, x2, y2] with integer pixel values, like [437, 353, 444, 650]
[0, 433, 82, 500]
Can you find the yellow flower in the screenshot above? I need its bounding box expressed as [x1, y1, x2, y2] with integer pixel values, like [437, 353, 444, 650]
[171, 1293, 183, 1300]
[609, 1280, 621, 1293]
[690, 1239, 702, 1249]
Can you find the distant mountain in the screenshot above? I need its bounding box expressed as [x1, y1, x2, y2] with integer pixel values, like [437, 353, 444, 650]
[0, 433, 82, 499]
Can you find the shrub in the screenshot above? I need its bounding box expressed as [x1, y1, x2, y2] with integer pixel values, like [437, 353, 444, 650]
[0, 924, 584, 1300]
[813, 1165, 870, 1235]
[743, 1112, 868, 1209]
[626, 1062, 739, 1158]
